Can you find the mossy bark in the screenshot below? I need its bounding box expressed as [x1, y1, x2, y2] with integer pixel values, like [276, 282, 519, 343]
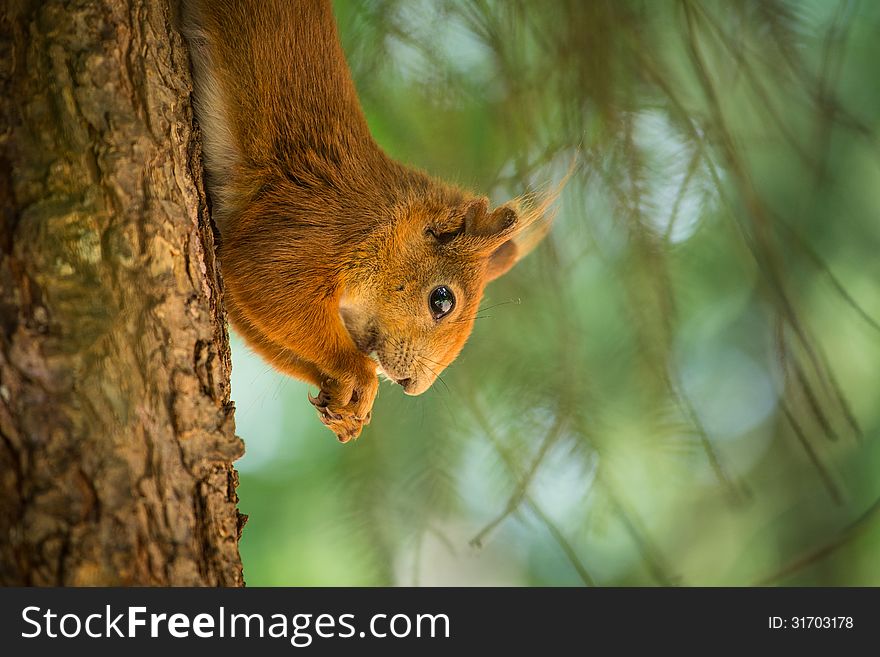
[0, 0, 245, 585]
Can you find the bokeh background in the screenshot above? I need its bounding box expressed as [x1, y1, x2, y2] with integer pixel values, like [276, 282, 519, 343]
[232, 0, 880, 585]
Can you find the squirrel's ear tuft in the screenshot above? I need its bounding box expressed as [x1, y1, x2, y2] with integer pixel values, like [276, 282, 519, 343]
[480, 193, 558, 281]
[485, 240, 518, 282]
[475, 159, 573, 281]
[462, 197, 489, 234]
[463, 197, 518, 237]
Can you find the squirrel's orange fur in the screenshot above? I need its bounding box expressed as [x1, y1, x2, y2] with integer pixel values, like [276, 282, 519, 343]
[183, 0, 553, 441]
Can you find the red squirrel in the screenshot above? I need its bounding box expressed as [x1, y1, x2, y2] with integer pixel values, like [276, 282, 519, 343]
[183, 0, 555, 442]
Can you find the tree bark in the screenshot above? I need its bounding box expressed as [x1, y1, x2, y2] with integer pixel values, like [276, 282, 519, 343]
[0, 0, 245, 585]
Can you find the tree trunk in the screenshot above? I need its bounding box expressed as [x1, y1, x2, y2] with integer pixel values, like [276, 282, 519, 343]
[0, 0, 245, 585]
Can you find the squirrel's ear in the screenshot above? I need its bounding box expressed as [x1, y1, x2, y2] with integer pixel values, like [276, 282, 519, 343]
[464, 198, 518, 237]
[485, 240, 518, 282]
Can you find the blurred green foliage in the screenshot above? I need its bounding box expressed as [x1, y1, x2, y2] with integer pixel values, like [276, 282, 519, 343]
[233, 0, 880, 585]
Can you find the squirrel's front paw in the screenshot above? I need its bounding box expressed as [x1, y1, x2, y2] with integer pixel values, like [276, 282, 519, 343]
[308, 372, 378, 443]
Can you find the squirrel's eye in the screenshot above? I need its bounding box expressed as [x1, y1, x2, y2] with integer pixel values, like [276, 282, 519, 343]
[429, 286, 455, 319]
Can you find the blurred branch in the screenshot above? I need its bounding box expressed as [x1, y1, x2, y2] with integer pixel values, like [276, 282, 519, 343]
[773, 215, 880, 336]
[755, 491, 880, 585]
[522, 497, 596, 587]
[682, 1, 859, 500]
[464, 395, 597, 586]
[689, 2, 821, 175]
[591, 141, 747, 502]
[663, 146, 703, 242]
[596, 472, 680, 586]
[341, 0, 879, 586]
[469, 413, 566, 549]
[781, 404, 842, 504]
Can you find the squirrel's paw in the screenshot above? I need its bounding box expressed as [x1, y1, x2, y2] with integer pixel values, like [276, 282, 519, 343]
[309, 374, 378, 443]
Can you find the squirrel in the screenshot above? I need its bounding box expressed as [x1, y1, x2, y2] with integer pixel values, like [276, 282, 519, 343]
[182, 0, 555, 442]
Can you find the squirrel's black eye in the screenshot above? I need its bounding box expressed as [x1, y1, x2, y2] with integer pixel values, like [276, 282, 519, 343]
[429, 286, 455, 319]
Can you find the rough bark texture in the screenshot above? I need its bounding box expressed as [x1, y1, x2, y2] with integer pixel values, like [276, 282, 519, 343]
[0, 0, 245, 585]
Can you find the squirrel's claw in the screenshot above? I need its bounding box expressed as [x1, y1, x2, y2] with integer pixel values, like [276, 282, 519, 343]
[308, 389, 330, 408]
[309, 374, 378, 443]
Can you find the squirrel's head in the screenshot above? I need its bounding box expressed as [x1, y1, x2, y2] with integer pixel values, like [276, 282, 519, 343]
[339, 194, 552, 395]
